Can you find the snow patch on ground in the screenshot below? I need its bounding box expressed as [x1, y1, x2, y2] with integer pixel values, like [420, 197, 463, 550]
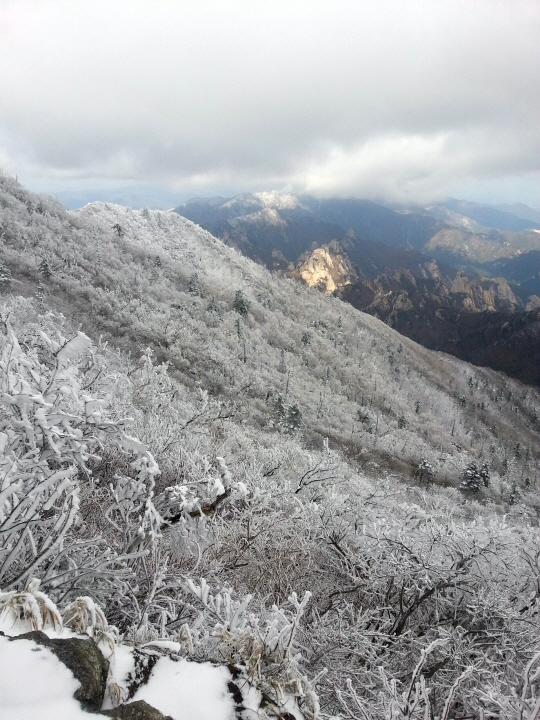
[0, 634, 89, 720]
[0, 615, 237, 720]
[132, 656, 236, 720]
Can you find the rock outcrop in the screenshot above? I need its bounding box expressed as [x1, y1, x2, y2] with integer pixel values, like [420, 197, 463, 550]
[101, 700, 174, 720]
[9, 631, 109, 713]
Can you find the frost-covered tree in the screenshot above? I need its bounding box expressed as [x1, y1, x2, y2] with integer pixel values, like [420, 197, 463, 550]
[0, 263, 11, 288]
[35, 281, 46, 306]
[233, 289, 249, 316]
[38, 257, 52, 280]
[277, 348, 287, 374]
[188, 272, 203, 296]
[460, 461, 481, 492]
[480, 461, 490, 487]
[416, 456, 434, 484]
[206, 295, 221, 315]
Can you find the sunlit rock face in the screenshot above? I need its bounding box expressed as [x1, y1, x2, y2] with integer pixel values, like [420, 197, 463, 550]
[293, 241, 356, 294]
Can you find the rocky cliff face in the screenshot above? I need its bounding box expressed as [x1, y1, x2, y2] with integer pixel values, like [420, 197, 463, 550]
[290, 240, 356, 293]
[342, 267, 522, 323]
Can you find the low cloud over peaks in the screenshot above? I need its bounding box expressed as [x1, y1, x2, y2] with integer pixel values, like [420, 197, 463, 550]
[1, 0, 540, 204]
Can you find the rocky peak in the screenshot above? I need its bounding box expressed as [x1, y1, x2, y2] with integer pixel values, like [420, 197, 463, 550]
[292, 241, 356, 294]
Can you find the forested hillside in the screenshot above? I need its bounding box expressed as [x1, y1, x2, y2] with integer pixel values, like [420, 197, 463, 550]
[175, 192, 540, 386]
[2, 170, 540, 718]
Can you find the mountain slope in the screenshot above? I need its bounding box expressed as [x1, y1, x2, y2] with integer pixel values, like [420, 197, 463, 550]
[3, 171, 540, 717]
[1, 170, 538, 486]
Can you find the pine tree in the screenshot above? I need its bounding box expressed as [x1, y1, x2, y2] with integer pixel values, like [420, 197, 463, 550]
[207, 296, 221, 315]
[0, 263, 12, 288]
[357, 409, 372, 431]
[112, 223, 125, 237]
[417, 457, 434, 484]
[235, 317, 243, 339]
[460, 462, 481, 493]
[233, 290, 250, 317]
[285, 404, 302, 433]
[36, 281, 46, 306]
[273, 395, 286, 421]
[188, 273, 203, 297]
[480, 462, 490, 487]
[301, 331, 311, 346]
[154, 255, 162, 268]
[278, 349, 287, 374]
[39, 258, 52, 280]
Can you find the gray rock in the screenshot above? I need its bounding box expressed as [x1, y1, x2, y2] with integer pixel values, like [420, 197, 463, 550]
[100, 700, 174, 720]
[10, 630, 109, 712]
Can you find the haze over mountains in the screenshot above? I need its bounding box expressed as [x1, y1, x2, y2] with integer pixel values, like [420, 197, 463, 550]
[176, 191, 540, 385]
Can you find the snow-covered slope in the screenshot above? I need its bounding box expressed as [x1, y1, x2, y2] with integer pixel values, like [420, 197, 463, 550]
[2, 171, 540, 718]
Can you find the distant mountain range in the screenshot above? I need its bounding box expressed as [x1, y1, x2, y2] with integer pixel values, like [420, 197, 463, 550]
[175, 192, 540, 384]
[54, 185, 187, 210]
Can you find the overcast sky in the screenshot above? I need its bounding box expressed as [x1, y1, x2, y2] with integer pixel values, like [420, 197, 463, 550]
[1, 0, 540, 206]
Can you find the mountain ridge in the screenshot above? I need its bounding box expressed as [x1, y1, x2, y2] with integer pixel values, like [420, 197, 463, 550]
[174, 192, 540, 384]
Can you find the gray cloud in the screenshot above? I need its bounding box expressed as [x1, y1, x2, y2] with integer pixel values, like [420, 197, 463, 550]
[1, 0, 540, 204]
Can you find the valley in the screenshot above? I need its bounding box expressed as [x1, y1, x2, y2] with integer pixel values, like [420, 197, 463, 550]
[176, 192, 540, 385]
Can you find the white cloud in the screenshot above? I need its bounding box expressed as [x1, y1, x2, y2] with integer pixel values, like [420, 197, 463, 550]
[1, 0, 540, 203]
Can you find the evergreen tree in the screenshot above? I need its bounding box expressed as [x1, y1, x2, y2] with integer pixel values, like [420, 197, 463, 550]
[188, 273, 203, 297]
[357, 409, 372, 431]
[460, 462, 481, 493]
[154, 255, 162, 268]
[417, 457, 434, 484]
[235, 317, 243, 339]
[284, 404, 302, 433]
[39, 258, 52, 280]
[112, 223, 125, 237]
[301, 331, 311, 346]
[233, 290, 250, 317]
[206, 296, 222, 316]
[278, 349, 287, 374]
[273, 395, 286, 421]
[0, 263, 12, 288]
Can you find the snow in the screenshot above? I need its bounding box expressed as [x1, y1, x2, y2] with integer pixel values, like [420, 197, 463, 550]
[254, 190, 299, 210]
[132, 656, 236, 720]
[0, 634, 89, 720]
[0, 602, 236, 720]
[240, 684, 263, 720]
[0, 610, 235, 720]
